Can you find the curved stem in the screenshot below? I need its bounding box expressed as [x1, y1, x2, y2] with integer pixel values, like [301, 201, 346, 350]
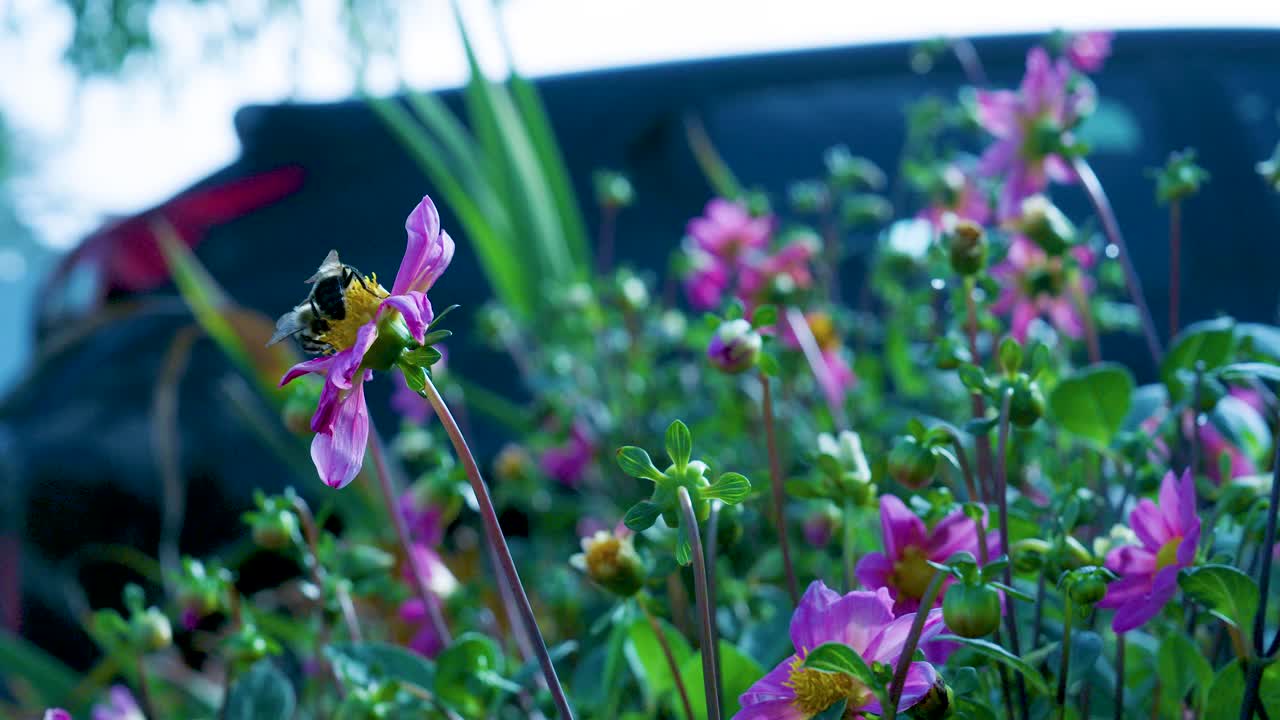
[419, 377, 575, 720]
[758, 369, 800, 605]
[368, 424, 452, 649]
[1169, 199, 1182, 337]
[1253, 420, 1280, 662]
[885, 570, 945, 720]
[946, 432, 978, 502]
[842, 498, 858, 592]
[677, 486, 722, 720]
[1072, 156, 1163, 366]
[949, 37, 988, 86]
[292, 494, 363, 647]
[706, 501, 724, 705]
[995, 389, 1029, 720]
[1056, 596, 1074, 716]
[963, 277, 995, 500]
[641, 602, 697, 720]
[1114, 633, 1126, 720]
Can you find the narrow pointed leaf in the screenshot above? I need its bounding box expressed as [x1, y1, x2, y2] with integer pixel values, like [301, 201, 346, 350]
[623, 502, 663, 532]
[665, 420, 693, 468]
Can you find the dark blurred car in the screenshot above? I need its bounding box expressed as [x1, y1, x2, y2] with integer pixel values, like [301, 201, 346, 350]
[5, 29, 1280, 667]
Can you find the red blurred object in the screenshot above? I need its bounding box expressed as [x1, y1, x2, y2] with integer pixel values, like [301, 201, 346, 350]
[40, 165, 304, 319]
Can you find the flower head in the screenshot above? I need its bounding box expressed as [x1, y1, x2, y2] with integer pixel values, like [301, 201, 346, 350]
[1098, 470, 1200, 633]
[736, 581, 944, 719]
[919, 163, 991, 230]
[976, 47, 1094, 219]
[274, 195, 454, 489]
[570, 527, 646, 597]
[92, 686, 144, 720]
[45, 711, 72, 720]
[856, 495, 999, 614]
[398, 542, 459, 657]
[1065, 31, 1113, 73]
[990, 236, 1095, 342]
[541, 422, 597, 488]
[688, 198, 773, 262]
[707, 318, 763, 374]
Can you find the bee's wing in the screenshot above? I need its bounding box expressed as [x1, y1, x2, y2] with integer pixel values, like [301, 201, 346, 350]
[267, 305, 310, 346]
[305, 250, 344, 284]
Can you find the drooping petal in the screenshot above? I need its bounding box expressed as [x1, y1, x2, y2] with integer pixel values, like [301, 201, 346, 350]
[1104, 545, 1156, 576]
[879, 495, 927, 561]
[857, 661, 939, 716]
[1046, 297, 1085, 339]
[1096, 572, 1154, 610]
[330, 324, 380, 390]
[395, 196, 455, 295]
[974, 90, 1021, 138]
[822, 588, 898, 655]
[310, 374, 371, 489]
[381, 291, 435, 344]
[280, 355, 335, 386]
[1111, 566, 1179, 633]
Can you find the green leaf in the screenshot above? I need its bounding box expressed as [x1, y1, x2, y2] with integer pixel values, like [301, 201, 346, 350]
[399, 364, 428, 394]
[616, 447, 665, 481]
[1219, 361, 1280, 384]
[1048, 363, 1135, 447]
[1238, 323, 1280, 360]
[704, 472, 752, 504]
[1161, 317, 1237, 401]
[676, 641, 764, 719]
[623, 501, 663, 532]
[958, 363, 988, 394]
[0, 631, 81, 708]
[751, 305, 778, 328]
[326, 641, 437, 690]
[435, 633, 504, 717]
[675, 539, 692, 566]
[1200, 660, 1280, 719]
[666, 420, 693, 469]
[998, 336, 1023, 374]
[936, 634, 1051, 695]
[800, 642, 891, 711]
[1177, 565, 1260, 636]
[224, 659, 296, 720]
[625, 616, 693, 703]
[757, 352, 780, 377]
[1157, 632, 1214, 713]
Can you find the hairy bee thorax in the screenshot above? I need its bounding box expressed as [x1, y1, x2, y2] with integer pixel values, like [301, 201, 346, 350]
[268, 250, 389, 355]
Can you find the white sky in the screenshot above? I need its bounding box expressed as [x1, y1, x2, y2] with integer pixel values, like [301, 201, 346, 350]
[2, 0, 1280, 251]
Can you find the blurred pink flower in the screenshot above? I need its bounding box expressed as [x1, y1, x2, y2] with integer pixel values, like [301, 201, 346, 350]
[399, 543, 458, 658]
[91, 686, 144, 720]
[990, 237, 1095, 342]
[1066, 31, 1114, 73]
[540, 423, 597, 488]
[919, 164, 991, 230]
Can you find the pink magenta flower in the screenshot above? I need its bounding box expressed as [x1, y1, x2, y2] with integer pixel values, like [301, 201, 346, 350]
[856, 495, 1000, 614]
[399, 490, 446, 546]
[398, 543, 459, 657]
[1099, 470, 1200, 633]
[688, 198, 773, 262]
[44, 711, 72, 720]
[1066, 31, 1113, 73]
[976, 47, 1094, 219]
[277, 195, 454, 489]
[919, 163, 992, 230]
[540, 422, 597, 488]
[736, 581, 943, 719]
[990, 236, 1095, 342]
[91, 686, 144, 720]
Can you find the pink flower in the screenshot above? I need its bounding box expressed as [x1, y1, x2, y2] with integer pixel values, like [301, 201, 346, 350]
[44, 711, 72, 720]
[856, 495, 999, 614]
[990, 236, 1094, 342]
[688, 198, 773, 262]
[1187, 415, 1257, 483]
[278, 195, 454, 489]
[91, 686, 144, 720]
[683, 248, 733, 311]
[976, 48, 1094, 219]
[736, 581, 943, 719]
[540, 422, 597, 488]
[1098, 470, 1200, 633]
[1066, 32, 1113, 73]
[736, 237, 818, 307]
[399, 490, 446, 546]
[919, 163, 991, 230]
[398, 543, 459, 658]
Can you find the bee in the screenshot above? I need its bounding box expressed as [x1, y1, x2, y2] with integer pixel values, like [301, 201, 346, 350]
[268, 250, 373, 355]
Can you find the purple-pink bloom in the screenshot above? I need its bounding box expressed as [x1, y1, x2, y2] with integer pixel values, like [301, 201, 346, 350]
[540, 422, 597, 488]
[91, 686, 144, 720]
[976, 47, 1094, 219]
[279, 195, 455, 489]
[399, 543, 458, 658]
[399, 490, 446, 546]
[1066, 31, 1113, 73]
[736, 237, 818, 310]
[919, 163, 992, 230]
[857, 495, 1000, 615]
[990, 236, 1095, 342]
[736, 581, 943, 719]
[1099, 470, 1200, 633]
[688, 198, 773, 262]
[44, 711, 72, 720]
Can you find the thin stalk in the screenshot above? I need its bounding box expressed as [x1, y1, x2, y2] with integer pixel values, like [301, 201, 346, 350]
[1031, 562, 1048, 648]
[641, 602, 697, 720]
[596, 205, 618, 275]
[949, 37, 989, 86]
[678, 486, 722, 720]
[1056, 596, 1074, 717]
[963, 277, 995, 500]
[1243, 421, 1280, 716]
[419, 377, 575, 720]
[1169, 199, 1182, 336]
[1070, 276, 1102, 364]
[843, 498, 858, 592]
[1072, 156, 1163, 367]
[785, 307, 850, 429]
[293, 494, 363, 644]
[947, 432, 978, 502]
[706, 501, 724, 707]
[996, 389, 1029, 720]
[135, 657, 159, 720]
[885, 570, 946, 720]
[1114, 633, 1126, 720]
[759, 369, 800, 605]
[369, 424, 452, 649]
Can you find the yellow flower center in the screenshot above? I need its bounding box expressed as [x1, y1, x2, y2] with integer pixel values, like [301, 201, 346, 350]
[891, 545, 935, 600]
[807, 312, 840, 351]
[785, 655, 871, 715]
[318, 273, 388, 351]
[584, 536, 624, 579]
[1155, 537, 1183, 572]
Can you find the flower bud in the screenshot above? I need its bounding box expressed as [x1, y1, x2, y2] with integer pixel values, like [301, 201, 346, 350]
[282, 376, 323, 435]
[946, 220, 988, 276]
[707, 318, 762, 374]
[802, 503, 842, 548]
[788, 180, 830, 214]
[1003, 374, 1045, 428]
[1066, 566, 1111, 607]
[571, 530, 646, 597]
[931, 335, 972, 371]
[942, 583, 1002, 638]
[594, 170, 635, 209]
[888, 437, 938, 490]
[494, 443, 534, 482]
[130, 608, 173, 652]
[1011, 538, 1051, 573]
[1019, 195, 1076, 256]
[251, 507, 299, 551]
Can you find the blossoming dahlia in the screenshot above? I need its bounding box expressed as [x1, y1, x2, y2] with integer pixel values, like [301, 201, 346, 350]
[540, 422, 597, 487]
[1098, 470, 1200, 633]
[736, 581, 944, 719]
[856, 495, 999, 614]
[1065, 31, 1114, 73]
[273, 195, 454, 489]
[989, 236, 1095, 342]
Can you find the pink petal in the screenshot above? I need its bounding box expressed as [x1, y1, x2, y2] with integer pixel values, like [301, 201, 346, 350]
[975, 90, 1020, 138]
[789, 580, 843, 650]
[1047, 298, 1084, 339]
[738, 657, 799, 709]
[865, 608, 945, 665]
[280, 356, 334, 386]
[394, 195, 455, 296]
[1129, 498, 1172, 550]
[824, 588, 898, 655]
[1010, 301, 1038, 342]
[1105, 546, 1156, 576]
[1097, 572, 1153, 610]
[1111, 566, 1179, 633]
[857, 661, 939, 716]
[879, 495, 927, 561]
[855, 552, 893, 592]
[926, 509, 982, 561]
[382, 291, 435, 345]
[310, 375, 370, 489]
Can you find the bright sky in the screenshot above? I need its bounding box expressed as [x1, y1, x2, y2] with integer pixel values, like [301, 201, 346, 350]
[2, 0, 1280, 251]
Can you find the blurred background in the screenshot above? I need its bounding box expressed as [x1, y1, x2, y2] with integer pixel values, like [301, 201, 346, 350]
[4, 0, 1280, 672]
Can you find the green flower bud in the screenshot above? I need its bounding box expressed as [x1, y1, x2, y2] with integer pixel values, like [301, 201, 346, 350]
[946, 220, 988, 276]
[908, 678, 953, 720]
[1067, 566, 1111, 607]
[888, 437, 938, 490]
[282, 375, 323, 435]
[1011, 538, 1051, 574]
[1003, 374, 1045, 428]
[932, 335, 971, 370]
[594, 170, 635, 209]
[1019, 195, 1076, 256]
[571, 530, 646, 597]
[251, 507, 299, 551]
[707, 319, 763, 374]
[943, 583, 1003, 638]
[130, 607, 173, 652]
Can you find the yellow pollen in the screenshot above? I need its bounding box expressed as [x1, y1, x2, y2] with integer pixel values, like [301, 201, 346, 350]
[891, 545, 935, 600]
[318, 272, 388, 351]
[584, 536, 623, 579]
[807, 312, 840, 351]
[784, 655, 868, 714]
[1155, 537, 1183, 572]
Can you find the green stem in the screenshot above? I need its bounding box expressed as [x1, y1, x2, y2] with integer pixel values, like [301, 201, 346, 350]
[996, 389, 1029, 720]
[420, 377, 575, 720]
[759, 370, 800, 605]
[642, 602, 697, 720]
[885, 570, 945, 720]
[843, 498, 858, 592]
[1057, 596, 1074, 716]
[677, 486, 722, 720]
[135, 656, 159, 720]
